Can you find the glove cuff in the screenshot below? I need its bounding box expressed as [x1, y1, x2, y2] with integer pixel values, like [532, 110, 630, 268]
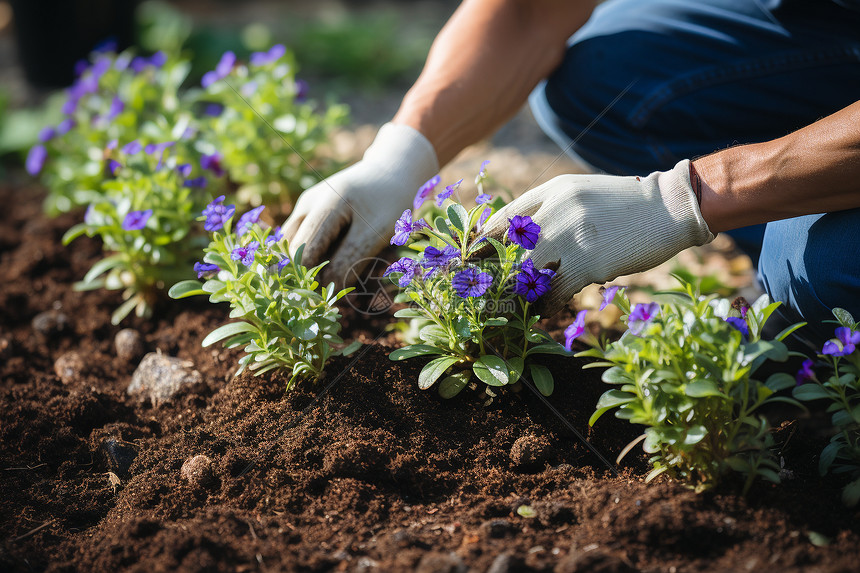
[658, 159, 715, 247]
[363, 123, 440, 195]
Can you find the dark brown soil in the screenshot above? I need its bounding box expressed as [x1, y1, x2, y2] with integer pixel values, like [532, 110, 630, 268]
[1, 181, 859, 573]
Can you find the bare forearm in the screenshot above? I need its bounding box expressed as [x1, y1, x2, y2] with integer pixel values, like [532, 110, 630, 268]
[696, 100, 860, 233]
[393, 0, 595, 166]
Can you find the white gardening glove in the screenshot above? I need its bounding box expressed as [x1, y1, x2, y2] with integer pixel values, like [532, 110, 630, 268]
[481, 159, 715, 315]
[281, 123, 438, 288]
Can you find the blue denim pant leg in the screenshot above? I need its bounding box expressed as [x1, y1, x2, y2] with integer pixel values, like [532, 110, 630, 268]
[528, 0, 860, 333]
[757, 210, 860, 344]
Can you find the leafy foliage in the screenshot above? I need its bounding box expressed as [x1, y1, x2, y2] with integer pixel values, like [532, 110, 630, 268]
[792, 308, 860, 506]
[578, 279, 805, 493]
[386, 167, 574, 399]
[169, 207, 359, 388]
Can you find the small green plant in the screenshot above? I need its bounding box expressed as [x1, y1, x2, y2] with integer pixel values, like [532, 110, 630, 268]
[793, 308, 860, 506]
[62, 140, 212, 324]
[578, 279, 805, 493]
[385, 165, 574, 399]
[169, 200, 359, 387]
[193, 47, 348, 210]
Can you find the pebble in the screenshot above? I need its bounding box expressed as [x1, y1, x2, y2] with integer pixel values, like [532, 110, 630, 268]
[180, 454, 216, 489]
[481, 518, 514, 539]
[115, 328, 145, 362]
[101, 438, 137, 478]
[555, 549, 635, 573]
[415, 552, 467, 573]
[127, 351, 202, 405]
[32, 309, 69, 337]
[0, 336, 11, 359]
[487, 553, 521, 573]
[54, 351, 85, 384]
[510, 434, 552, 468]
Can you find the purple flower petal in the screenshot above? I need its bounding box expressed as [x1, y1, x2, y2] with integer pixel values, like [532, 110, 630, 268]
[202, 195, 236, 232]
[476, 193, 492, 204]
[384, 257, 419, 287]
[149, 51, 167, 68]
[725, 316, 750, 340]
[57, 119, 76, 135]
[236, 206, 265, 236]
[628, 302, 660, 336]
[215, 51, 236, 77]
[194, 262, 220, 279]
[183, 177, 208, 189]
[122, 140, 142, 155]
[452, 267, 492, 298]
[200, 152, 224, 177]
[106, 95, 124, 121]
[795, 359, 815, 386]
[122, 209, 153, 231]
[599, 286, 623, 311]
[107, 159, 122, 176]
[176, 163, 192, 178]
[26, 144, 48, 176]
[294, 79, 308, 102]
[436, 179, 463, 207]
[507, 215, 541, 249]
[38, 126, 56, 143]
[413, 175, 441, 211]
[231, 241, 260, 266]
[201, 71, 219, 88]
[564, 309, 588, 350]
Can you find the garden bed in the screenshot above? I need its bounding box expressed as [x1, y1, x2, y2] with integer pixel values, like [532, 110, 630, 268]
[1, 181, 858, 572]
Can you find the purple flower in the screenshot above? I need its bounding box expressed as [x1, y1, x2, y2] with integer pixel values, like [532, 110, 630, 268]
[413, 175, 441, 211]
[266, 226, 285, 245]
[231, 241, 260, 266]
[295, 79, 309, 102]
[599, 286, 623, 311]
[122, 209, 153, 231]
[725, 317, 749, 340]
[250, 44, 286, 66]
[144, 141, 174, 169]
[114, 53, 131, 72]
[184, 177, 208, 189]
[122, 140, 142, 155]
[202, 195, 236, 232]
[477, 206, 492, 231]
[564, 309, 588, 350]
[74, 59, 89, 77]
[149, 51, 167, 68]
[628, 302, 660, 336]
[236, 206, 265, 236]
[476, 192, 492, 204]
[822, 326, 860, 357]
[93, 37, 118, 54]
[384, 257, 419, 287]
[202, 102, 224, 117]
[194, 262, 220, 279]
[200, 152, 224, 177]
[421, 245, 459, 269]
[452, 267, 493, 298]
[130, 57, 148, 74]
[91, 56, 111, 78]
[796, 359, 816, 386]
[202, 51, 235, 87]
[38, 126, 56, 143]
[507, 215, 541, 249]
[477, 160, 490, 179]
[391, 209, 430, 246]
[26, 144, 48, 176]
[57, 118, 76, 135]
[107, 139, 118, 150]
[436, 179, 463, 207]
[106, 96, 124, 121]
[107, 159, 122, 176]
[277, 256, 291, 272]
[176, 163, 192, 178]
[514, 259, 553, 303]
[62, 95, 79, 115]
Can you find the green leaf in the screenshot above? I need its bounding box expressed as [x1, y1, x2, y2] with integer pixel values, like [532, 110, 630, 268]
[340, 340, 362, 356]
[62, 223, 89, 245]
[832, 307, 856, 328]
[484, 317, 508, 327]
[473, 355, 509, 386]
[438, 371, 471, 399]
[169, 279, 206, 299]
[819, 441, 841, 475]
[529, 363, 554, 396]
[485, 237, 508, 263]
[765, 372, 796, 393]
[389, 344, 445, 361]
[842, 477, 860, 507]
[774, 322, 807, 342]
[793, 383, 832, 402]
[685, 379, 723, 398]
[434, 216, 453, 238]
[683, 425, 707, 445]
[601, 367, 631, 385]
[589, 390, 635, 426]
[446, 203, 469, 233]
[111, 296, 140, 326]
[419, 324, 450, 344]
[293, 318, 320, 341]
[418, 356, 460, 390]
[526, 342, 574, 357]
[202, 322, 257, 347]
[507, 357, 525, 384]
[394, 308, 426, 319]
[83, 254, 125, 284]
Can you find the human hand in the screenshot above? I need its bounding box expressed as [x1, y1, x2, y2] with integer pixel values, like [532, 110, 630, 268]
[281, 123, 438, 288]
[480, 159, 714, 315]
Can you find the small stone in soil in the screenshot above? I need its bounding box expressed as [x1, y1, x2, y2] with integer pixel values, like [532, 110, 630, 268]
[481, 518, 514, 539]
[32, 309, 69, 338]
[115, 328, 145, 362]
[415, 552, 467, 573]
[54, 351, 86, 384]
[487, 553, 523, 573]
[100, 438, 137, 478]
[0, 336, 10, 359]
[555, 549, 635, 573]
[128, 351, 202, 405]
[180, 454, 216, 489]
[510, 434, 552, 468]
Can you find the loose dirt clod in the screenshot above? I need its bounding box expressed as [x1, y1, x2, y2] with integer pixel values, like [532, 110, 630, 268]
[31, 309, 69, 338]
[510, 434, 552, 468]
[180, 454, 216, 489]
[128, 351, 202, 405]
[115, 328, 145, 362]
[53, 351, 85, 384]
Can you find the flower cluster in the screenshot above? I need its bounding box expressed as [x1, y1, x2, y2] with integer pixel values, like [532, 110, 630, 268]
[793, 309, 860, 506]
[385, 166, 574, 399]
[170, 203, 359, 386]
[193, 47, 348, 211]
[577, 280, 805, 493]
[62, 142, 213, 324]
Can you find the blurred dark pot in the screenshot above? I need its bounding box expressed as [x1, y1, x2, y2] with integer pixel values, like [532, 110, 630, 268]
[11, 0, 140, 88]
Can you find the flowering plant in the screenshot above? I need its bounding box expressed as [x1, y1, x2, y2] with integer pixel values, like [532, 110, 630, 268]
[792, 308, 860, 506]
[169, 201, 359, 387]
[28, 46, 195, 215]
[385, 166, 574, 399]
[192, 47, 348, 211]
[62, 140, 211, 324]
[578, 279, 805, 493]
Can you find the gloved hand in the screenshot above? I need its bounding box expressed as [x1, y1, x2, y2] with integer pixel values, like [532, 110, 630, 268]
[281, 123, 438, 288]
[480, 159, 714, 315]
